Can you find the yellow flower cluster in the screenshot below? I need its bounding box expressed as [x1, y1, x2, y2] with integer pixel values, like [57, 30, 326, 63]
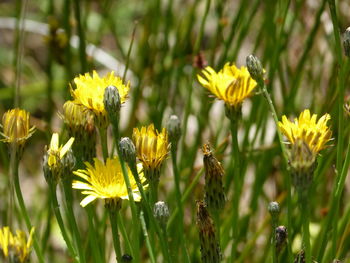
[73, 157, 146, 207]
[0, 226, 35, 263]
[46, 133, 75, 169]
[197, 63, 257, 107]
[278, 109, 332, 154]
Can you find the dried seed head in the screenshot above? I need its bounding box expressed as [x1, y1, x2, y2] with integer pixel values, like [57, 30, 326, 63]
[196, 201, 221, 263]
[275, 225, 287, 253]
[202, 144, 226, 212]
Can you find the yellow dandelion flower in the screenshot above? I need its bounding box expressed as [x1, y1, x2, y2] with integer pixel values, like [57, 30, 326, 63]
[197, 63, 257, 107]
[0, 226, 35, 263]
[72, 157, 146, 207]
[1, 108, 35, 146]
[132, 124, 169, 171]
[278, 109, 332, 153]
[47, 133, 75, 169]
[70, 70, 129, 115]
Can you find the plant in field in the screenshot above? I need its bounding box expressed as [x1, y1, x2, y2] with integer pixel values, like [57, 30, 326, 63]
[72, 157, 145, 208]
[0, 226, 35, 263]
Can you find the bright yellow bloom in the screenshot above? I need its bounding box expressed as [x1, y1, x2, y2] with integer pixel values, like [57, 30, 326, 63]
[1, 108, 35, 145]
[47, 133, 75, 168]
[197, 63, 257, 107]
[0, 226, 35, 263]
[278, 109, 332, 153]
[70, 70, 130, 115]
[72, 157, 146, 207]
[132, 124, 169, 171]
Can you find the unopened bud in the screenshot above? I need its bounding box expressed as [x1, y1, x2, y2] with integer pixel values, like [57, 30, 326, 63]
[119, 137, 136, 165]
[343, 27, 350, 57]
[166, 115, 181, 146]
[153, 201, 169, 228]
[246, 55, 264, 82]
[268, 201, 280, 218]
[294, 250, 305, 263]
[103, 85, 121, 124]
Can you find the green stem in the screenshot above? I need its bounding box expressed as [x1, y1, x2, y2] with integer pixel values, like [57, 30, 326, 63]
[62, 180, 86, 263]
[129, 163, 172, 262]
[49, 182, 78, 262]
[13, 158, 45, 263]
[113, 127, 140, 262]
[85, 206, 103, 263]
[229, 120, 241, 262]
[140, 211, 156, 263]
[271, 218, 278, 263]
[299, 191, 311, 263]
[108, 210, 123, 262]
[73, 0, 87, 72]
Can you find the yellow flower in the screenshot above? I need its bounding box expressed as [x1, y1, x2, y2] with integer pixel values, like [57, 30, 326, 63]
[132, 124, 169, 171]
[47, 133, 75, 169]
[70, 70, 129, 115]
[61, 100, 94, 129]
[197, 63, 257, 107]
[1, 108, 35, 146]
[72, 157, 146, 207]
[278, 109, 332, 153]
[0, 226, 35, 263]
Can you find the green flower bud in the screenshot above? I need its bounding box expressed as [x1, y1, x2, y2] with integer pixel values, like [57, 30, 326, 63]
[166, 115, 181, 145]
[103, 85, 121, 125]
[153, 201, 169, 228]
[246, 55, 264, 82]
[268, 201, 280, 218]
[119, 137, 136, 165]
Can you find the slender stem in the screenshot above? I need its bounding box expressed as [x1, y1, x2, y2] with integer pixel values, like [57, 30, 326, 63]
[299, 191, 311, 263]
[271, 218, 278, 263]
[108, 210, 122, 262]
[229, 120, 241, 262]
[113, 127, 140, 262]
[129, 163, 172, 262]
[116, 212, 133, 255]
[73, 0, 87, 72]
[122, 23, 137, 82]
[62, 180, 86, 263]
[85, 206, 103, 263]
[140, 211, 156, 263]
[49, 182, 78, 262]
[13, 157, 45, 263]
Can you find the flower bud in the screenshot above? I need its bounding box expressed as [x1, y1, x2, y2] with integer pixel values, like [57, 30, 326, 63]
[343, 27, 350, 57]
[121, 254, 133, 262]
[268, 201, 280, 218]
[119, 137, 136, 165]
[153, 201, 169, 228]
[294, 250, 305, 263]
[103, 85, 121, 125]
[196, 201, 221, 263]
[166, 115, 181, 146]
[246, 55, 264, 82]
